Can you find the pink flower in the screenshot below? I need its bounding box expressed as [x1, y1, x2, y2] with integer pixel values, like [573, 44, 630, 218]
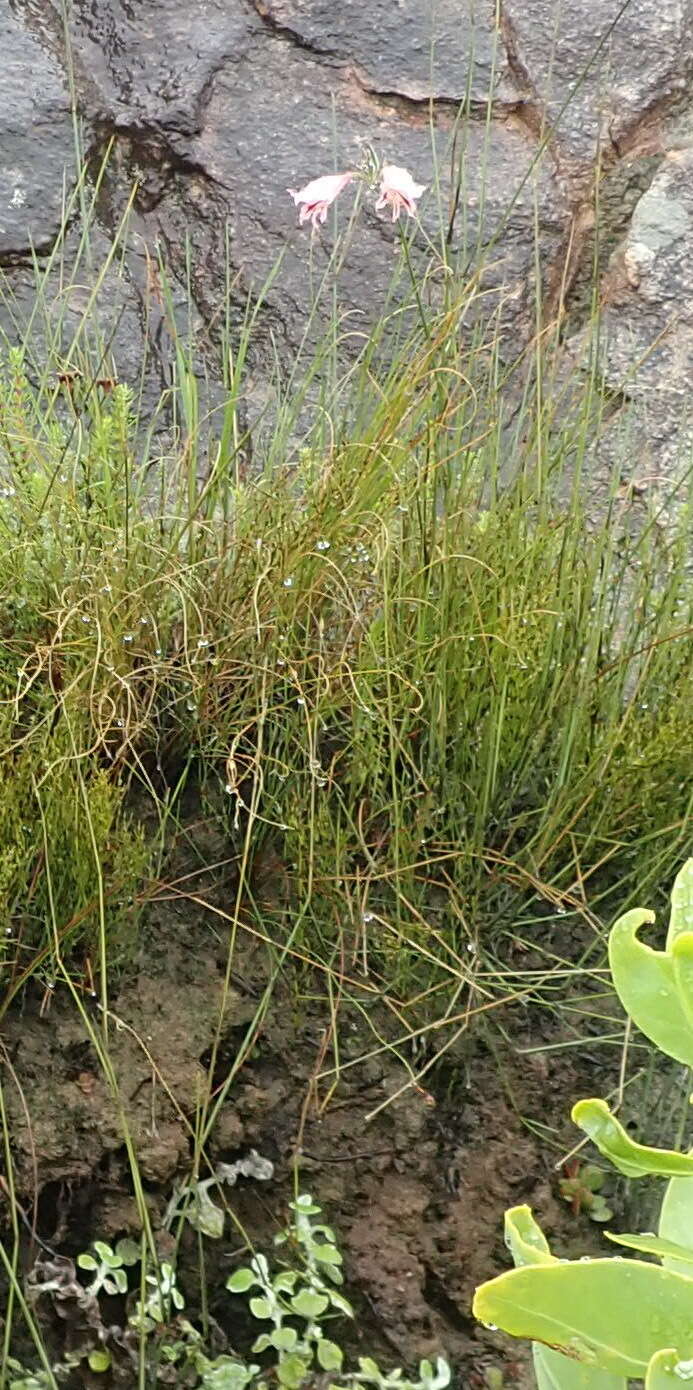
[375, 165, 426, 221]
[288, 171, 355, 230]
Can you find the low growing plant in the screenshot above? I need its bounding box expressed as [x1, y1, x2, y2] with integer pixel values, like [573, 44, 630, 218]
[473, 857, 693, 1387]
[16, 1195, 450, 1390]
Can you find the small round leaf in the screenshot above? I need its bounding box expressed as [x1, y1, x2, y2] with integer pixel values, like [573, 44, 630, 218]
[249, 1296, 274, 1320]
[290, 1289, 329, 1318]
[317, 1340, 343, 1371]
[88, 1350, 111, 1373]
[227, 1268, 256, 1294]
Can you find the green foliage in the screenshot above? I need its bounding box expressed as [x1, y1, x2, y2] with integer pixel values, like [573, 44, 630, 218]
[77, 1237, 139, 1296]
[473, 860, 693, 1387]
[12, 1195, 450, 1390]
[2, 312, 692, 996]
[558, 1161, 613, 1222]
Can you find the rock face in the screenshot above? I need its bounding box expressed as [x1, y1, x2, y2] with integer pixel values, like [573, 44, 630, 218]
[2, 0, 693, 482]
[1, 3, 74, 255]
[251, 0, 519, 107]
[590, 147, 693, 491]
[501, 0, 693, 176]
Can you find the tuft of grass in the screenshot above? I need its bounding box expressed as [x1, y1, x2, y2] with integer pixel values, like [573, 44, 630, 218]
[0, 254, 691, 1005]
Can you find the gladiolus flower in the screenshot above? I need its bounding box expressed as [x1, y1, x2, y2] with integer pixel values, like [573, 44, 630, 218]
[288, 171, 355, 230]
[375, 165, 426, 221]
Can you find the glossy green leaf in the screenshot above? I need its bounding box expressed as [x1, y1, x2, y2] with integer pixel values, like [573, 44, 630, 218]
[659, 1174, 693, 1279]
[645, 1348, 691, 1387]
[665, 860, 693, 950]
[672, 934, 693, 1033]
[571, 1100, 693, 1178]
[504, 1206, 556, 1268]
[505, 1212, 624, 1388]
[473, 1258, 693, 1376]
[608, 909, 693, 1067]
[608, 1239, 693, 1273]
[533, 1345, 625, 1390]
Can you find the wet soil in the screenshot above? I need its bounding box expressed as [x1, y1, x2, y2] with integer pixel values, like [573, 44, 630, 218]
[0, 821, 630, 1389]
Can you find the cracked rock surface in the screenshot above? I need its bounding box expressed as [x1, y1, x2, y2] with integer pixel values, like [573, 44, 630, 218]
[501, 0, 693, 177]
[251, 0, 520, 108]
[1, 2, 74, 256]
[2, 0, 693, 482]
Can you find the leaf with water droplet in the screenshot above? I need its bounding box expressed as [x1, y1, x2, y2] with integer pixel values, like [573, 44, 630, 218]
[665, 860, 693, 950]
[606, 1232, 693, 1266]
[659, 1172, 693, 1280]
[644, 1348, 685, 1386]
[504, 1206, 556, 1268]
[473, 1258, 693, 1377]
[533, 1344, 626, 1390]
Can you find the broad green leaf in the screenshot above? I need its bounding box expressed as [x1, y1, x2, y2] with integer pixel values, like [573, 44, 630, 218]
[249, 1296, 273, 1320]
[290, 1289, 329, 1318]
[77, 1253, 97, 1271]
[311, 1244, 342, 1265]
[270, 1328, 298, 1352]
[317, 1340, 343, 1371]
[506, 1211, 623, 1388]
[571, 1100, 693, 1178]
[504, 1206, 556, 1268]
[665, 859, 693, 950]
[201, 1358, 260, 1390]
[533, 1345, 625, 1390]
[672, 934, 693, 1033]
[359, 1358, 381, 1378]
[606, 1232, 693, 1264]
[276, 1354, 310, 1389]
[273, 1272, 299, 1294]
[327, 1288, 354, 1316]
[608, 909, 693, 1067]
[645, 1348, 690, 1387]
[226, 1268, 257, 1294]
[659, 1175, 693, 1279]
[473, 1258, 693, 1376]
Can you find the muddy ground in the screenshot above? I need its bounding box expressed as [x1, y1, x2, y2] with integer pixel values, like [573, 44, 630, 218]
[1, 821, 643, 1388]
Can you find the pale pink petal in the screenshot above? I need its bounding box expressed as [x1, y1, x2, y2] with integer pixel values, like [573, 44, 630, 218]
[376, 165, 426, 221]
[288, 171, 355, 228]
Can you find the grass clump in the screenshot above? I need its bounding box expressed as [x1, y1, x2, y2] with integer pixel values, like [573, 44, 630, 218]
[1, 272, 691, 1001]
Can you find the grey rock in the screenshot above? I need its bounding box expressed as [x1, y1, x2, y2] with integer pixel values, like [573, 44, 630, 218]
[252, 0, 519, 108]
[0, 0, 74, 256]
[0, 223, 166, 423]
[600, 150, 693, 403]
[53, 0, 255, 134]
[501, 0, 693, 176]
[16, 0, 566, 374]
[561, 149, 693, 500]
